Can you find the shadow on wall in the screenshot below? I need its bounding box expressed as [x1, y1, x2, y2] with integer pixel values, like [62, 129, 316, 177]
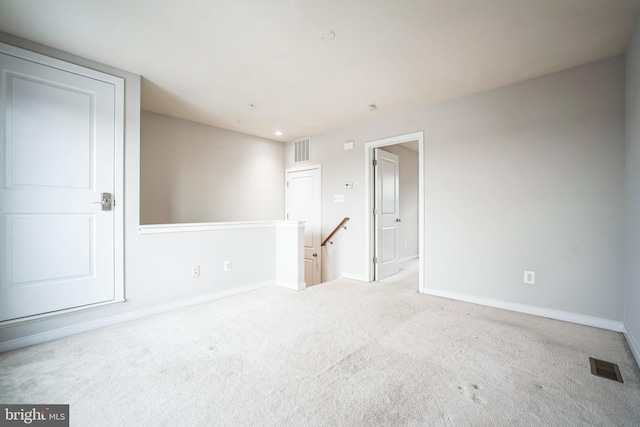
[140, 109, 286, 224]
[322, 230, 345, 282]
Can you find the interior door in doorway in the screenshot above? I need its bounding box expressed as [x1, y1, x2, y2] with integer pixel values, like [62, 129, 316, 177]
[0, 47, 121, 321]
[285, 166, 321, 286]
[374, 148, 400, 280]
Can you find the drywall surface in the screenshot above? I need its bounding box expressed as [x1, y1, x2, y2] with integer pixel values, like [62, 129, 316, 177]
[141, 111, 284, 224]
[286, 56, 625, 321]
[0, 34, 300, 349]
[384, 144, 419, 261]
[625, 18, 640, 362]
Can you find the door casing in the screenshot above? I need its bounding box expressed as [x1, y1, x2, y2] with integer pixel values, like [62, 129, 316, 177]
[365, 132, 424, 291]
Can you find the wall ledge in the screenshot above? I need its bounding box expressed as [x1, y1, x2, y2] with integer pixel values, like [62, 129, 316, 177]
[421, 288, 624, 332]
[139, 220, 303, 234]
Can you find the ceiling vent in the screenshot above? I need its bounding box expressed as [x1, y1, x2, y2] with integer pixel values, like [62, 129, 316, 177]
[294, 137, 311, 164]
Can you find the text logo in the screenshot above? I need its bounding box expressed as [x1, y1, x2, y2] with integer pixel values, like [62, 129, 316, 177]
[1, 405, 68, 426]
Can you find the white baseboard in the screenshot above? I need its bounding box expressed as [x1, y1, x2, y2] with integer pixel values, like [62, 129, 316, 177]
[0, 281, 274, 353]
[399, 255, 419, 264]
[422, 288, 624, 332]
[341, 273, 369, 282]
[623, 325, 640, 368]
[275, 280, 306, 291]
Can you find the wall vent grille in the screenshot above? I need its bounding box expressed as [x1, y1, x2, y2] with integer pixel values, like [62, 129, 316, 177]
[294, 137, 311, 164]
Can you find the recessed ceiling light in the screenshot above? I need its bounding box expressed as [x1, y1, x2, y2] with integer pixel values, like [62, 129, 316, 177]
[364, 104, 377, 111]
[319, 29, 335, 41]
[274, 131, 283, 136]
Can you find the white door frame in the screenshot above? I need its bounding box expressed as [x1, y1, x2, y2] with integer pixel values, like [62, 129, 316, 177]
[364, 132, 424, 292]
[0, 42, 125, 324]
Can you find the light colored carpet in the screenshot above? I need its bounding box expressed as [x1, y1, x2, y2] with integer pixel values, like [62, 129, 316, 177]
[1, 261, 639, 426]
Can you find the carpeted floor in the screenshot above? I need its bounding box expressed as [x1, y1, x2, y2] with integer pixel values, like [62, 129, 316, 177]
[1, 261, 639, 426]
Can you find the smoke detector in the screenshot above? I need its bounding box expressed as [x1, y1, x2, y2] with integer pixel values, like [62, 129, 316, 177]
[319, 29, 335, 41]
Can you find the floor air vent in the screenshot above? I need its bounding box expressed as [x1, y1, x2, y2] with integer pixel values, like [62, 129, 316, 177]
[294, 137, 311, 164]
[589, 357, 623, 383]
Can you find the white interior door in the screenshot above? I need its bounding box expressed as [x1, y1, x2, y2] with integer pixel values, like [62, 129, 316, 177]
[285, 166, 321, 286]
[374, 148, 400, 280]
[0, 47, 120, 321]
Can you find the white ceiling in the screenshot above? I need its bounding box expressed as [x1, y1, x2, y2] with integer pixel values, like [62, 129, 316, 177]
[1, 0, 639, 142]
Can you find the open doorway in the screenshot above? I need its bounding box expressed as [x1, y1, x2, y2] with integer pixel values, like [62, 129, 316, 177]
[364, 132, 424, 292]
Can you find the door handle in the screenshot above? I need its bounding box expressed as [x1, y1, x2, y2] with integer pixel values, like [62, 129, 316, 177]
[395, 218, 401, 223]
[312, 253, 317, 257]
[93, 192, 113, 211]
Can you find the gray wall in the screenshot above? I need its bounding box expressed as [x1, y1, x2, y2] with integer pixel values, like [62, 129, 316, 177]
[625, 19, 640, 360]
[0, 35, 289, 349]
[384, 144, 419, 261]
[287, 56, 625, 321]
[141, 111, 285, 224]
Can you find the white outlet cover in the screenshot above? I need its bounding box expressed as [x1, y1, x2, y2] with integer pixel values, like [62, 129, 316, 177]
[524, 271, 535, 284]
[334, 194, 345, 203]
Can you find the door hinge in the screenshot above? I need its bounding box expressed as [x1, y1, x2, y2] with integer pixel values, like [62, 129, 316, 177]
[373, 208, 377, 215]
[286, 213, 289, 219]
[286, 181, 289, 187]
[373, 256, 378, 264]
[373, 159, 377, 167]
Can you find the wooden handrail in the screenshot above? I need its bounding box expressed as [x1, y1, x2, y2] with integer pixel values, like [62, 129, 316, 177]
[321, 217, 350, 246]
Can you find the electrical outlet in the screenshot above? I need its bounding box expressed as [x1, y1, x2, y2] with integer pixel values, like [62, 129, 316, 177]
[192, 265, 200, 277]
[224, 261, 232, 272]
[524, 271, 535, 285]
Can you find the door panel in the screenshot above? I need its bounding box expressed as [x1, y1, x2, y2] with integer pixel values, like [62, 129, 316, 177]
[381, 157, 396, 214]
[381, 226, 396, 263]
[8, 214, 93, 285]
[9, 77, 92, 189]
[304, 258, 314, 287]
[375, 149, 400, 280]
[286, 166, 321, 286]
[0, 50, 117, 321]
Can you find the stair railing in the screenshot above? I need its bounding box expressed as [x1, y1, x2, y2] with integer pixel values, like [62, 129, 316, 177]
[321, 217, 350, 246]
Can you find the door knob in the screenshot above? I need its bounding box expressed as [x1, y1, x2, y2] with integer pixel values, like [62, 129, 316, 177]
[395, 218, 401, 222]
[312, 253, 317, 257]
[92, 192, 113, 211]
